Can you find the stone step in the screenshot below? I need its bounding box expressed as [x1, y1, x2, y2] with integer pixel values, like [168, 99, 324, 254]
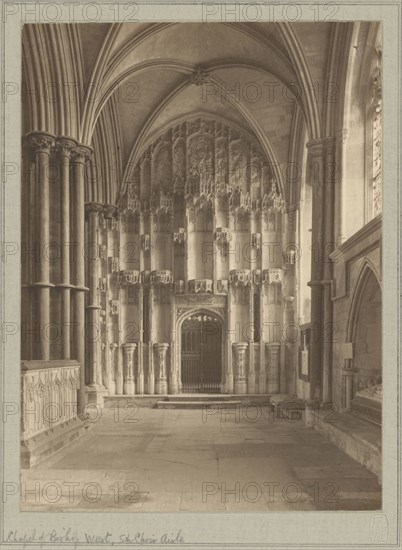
[351, 396, 381, 426]
[104, 394, 272, 409]
[313, 410, 381, 483]
[156, 400, 243, 409]
[162, 394, 268, 402]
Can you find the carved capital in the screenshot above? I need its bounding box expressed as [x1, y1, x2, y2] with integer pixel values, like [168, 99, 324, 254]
[55, 137, 77, 158]
[25, 131, 54, 153]
[85, 202, 103, 217]
[71, 144, 92, 164]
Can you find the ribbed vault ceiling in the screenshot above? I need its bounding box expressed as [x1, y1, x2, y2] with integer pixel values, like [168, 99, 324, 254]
[78, 22, 333, 203]
[23, 21, 376, 204]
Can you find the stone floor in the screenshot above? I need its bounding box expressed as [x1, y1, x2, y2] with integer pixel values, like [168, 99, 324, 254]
[21, 405, 381, 512]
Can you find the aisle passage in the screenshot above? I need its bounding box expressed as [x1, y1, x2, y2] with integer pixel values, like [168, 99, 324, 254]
[21, 406, 381, 512]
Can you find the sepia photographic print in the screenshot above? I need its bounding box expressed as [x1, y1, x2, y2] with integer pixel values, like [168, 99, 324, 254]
[0, 1, 400, 549]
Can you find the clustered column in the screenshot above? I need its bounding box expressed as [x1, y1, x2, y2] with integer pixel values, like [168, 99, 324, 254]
[22, 133, 94, 410]
[27, 132, 54, 361]
[306, 138, 336, 402]
[85, 202, 105, 401]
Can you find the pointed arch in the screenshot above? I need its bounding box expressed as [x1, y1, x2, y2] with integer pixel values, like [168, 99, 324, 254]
[346, 258, 382, 344]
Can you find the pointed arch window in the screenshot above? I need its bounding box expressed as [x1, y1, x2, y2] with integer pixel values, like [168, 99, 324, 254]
[368, 44, 382, 219]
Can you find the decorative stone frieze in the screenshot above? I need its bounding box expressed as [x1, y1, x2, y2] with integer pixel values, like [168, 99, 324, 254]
[118, 270, 141, 286]
[150, 270, 173, 286]
[229, 269, 252, 286]
[188, 279, 213, 294]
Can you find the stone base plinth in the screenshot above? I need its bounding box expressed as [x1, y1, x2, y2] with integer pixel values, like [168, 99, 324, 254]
[85, 385, 109, 407]
[156, 379, 168, 395]
[234, 379, 247, 394]
[21, 418, 90, 468]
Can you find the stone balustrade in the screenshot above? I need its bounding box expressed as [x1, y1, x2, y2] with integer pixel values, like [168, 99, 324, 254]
[21, 360, 80, 442]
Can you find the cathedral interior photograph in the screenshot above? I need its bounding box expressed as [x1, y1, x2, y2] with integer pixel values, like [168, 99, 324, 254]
[20, 21, 382, 512]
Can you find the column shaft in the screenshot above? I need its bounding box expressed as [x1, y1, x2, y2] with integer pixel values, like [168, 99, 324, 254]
[57, 138, 75, 359]
[29, 133, 54, 361]
[86, 202, 103, 387]
[71, 146, 91, 407]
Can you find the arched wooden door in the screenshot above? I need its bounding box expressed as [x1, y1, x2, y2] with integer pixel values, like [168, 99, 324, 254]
[181, 313, 222, 393]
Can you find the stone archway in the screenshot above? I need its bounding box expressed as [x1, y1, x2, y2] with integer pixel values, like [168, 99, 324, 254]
[177, 309, 225, 394]
[352, 269, 382, 396]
